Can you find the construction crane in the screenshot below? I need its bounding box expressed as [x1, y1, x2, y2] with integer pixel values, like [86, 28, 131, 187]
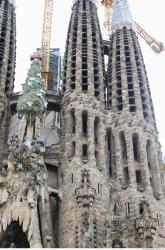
[100, 0, 164, 54]
[31, 0, 54, 90]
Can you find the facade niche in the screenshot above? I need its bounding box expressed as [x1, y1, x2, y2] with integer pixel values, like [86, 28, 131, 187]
[82, 111, 88, 137]
[132, 133, 140, 162]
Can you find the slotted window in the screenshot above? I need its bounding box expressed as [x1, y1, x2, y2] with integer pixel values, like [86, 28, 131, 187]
[82, 111, 88, 137]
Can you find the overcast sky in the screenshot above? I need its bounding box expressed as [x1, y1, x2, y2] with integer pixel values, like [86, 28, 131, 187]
[15, 0, 165, 154]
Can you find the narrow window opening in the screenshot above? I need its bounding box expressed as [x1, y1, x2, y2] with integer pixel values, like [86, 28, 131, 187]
[71, 109, 76, 134]
[139, 203, 144, 215]
[71, 141, 76, 157]
[61, 173, 63, 184]
[128, 202, 130, 214]
[123, 166, 129, 185]
[82, 144, 88, 157]
[107, 129, 116, 178]
[120, 132, 127, 161]
[82, 111, 88, 137]
[132, 133, 140, 162]
[94, 117, 99, 144]
[157, 214, 160, 226]
[82, 85, 88, 92]
[113, 203, 117, 216]
[136, 170, 142, 184]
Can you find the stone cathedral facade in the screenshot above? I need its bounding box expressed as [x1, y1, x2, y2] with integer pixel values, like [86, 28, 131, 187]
[0, 0, 165, 248]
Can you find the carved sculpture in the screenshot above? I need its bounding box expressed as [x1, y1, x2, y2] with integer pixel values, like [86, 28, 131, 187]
[75, 169, 96, 248]
[134, 200, 158, 247]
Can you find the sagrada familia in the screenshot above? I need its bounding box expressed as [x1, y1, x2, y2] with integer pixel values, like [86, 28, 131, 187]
[0, 0, 165, 248]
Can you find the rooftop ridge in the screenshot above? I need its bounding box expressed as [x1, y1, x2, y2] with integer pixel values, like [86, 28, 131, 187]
[111, 0, 136, 33]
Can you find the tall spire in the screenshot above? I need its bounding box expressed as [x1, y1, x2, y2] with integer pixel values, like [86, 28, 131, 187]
[111, 0, 136, 33]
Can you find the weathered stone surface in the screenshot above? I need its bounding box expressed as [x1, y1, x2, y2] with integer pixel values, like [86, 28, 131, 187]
[0, 0, 165, 248]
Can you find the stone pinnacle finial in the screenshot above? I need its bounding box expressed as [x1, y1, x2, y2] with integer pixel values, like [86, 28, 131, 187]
[111, 0, 136, 34]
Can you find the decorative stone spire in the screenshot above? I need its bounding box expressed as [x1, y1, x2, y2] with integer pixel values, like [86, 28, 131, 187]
[111, 0, 136, 33]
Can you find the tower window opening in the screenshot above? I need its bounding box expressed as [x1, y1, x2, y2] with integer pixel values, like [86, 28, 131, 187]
[94, 117, 99, 145]
[125, 202, 130, 215]
[136, 170, 142, 184]
[130, 106, 136, 112]
[82, 111, 88, 137]
[139, 203, 144, 215]
[82, 85, 88, 92]
[123, 166, 129, 185]
[107, 129, 116, 178]
[132, 133, 140, 162]
[71, 109, 76, 134]
[71, 141, 76, 157]
[82, 144, 88, 158]
[120, 131, 127, 161]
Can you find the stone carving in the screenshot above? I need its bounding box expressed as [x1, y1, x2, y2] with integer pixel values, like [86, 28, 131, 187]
[75, 169, 96, 248]
[105, 215, 126, 248]
[0, 59, 55, 248]
[0, 136, 47, 247]
[134, 200, 158, 247]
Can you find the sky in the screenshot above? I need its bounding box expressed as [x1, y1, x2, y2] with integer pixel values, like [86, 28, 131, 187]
[15, 0, 165, 154]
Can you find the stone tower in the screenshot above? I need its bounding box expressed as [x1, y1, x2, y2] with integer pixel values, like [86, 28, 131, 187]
[59, 0, 165, 248]
[59, 0, 108, 247]
[0, 0, 16, 150]
[104, 0, 165, 247]
[0, 0, 165, 248]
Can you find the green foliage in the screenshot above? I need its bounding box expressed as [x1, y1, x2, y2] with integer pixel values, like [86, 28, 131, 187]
[17, 60, 47, 119]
